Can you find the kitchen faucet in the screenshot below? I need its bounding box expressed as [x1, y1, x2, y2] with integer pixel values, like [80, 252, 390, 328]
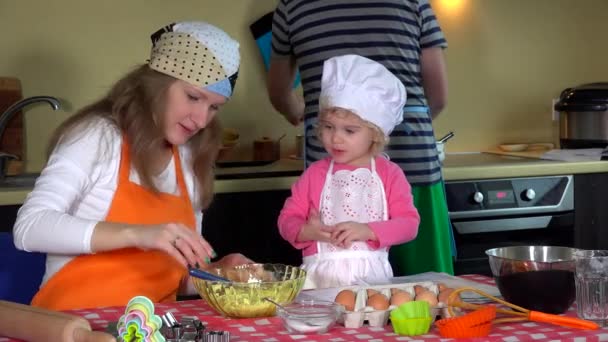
[0, 96, 61, 135]
[0, 96, 61, 178]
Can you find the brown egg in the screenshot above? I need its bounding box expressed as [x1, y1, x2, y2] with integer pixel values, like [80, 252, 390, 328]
[413, 285, 427, 296]
[390, 290, 412, 306]
[438, 287, 462, 305]
[390, 288, 403, 296]
[367, 293, 390, 310]
[335, 289, 356, 311]
[414, 286, 439, 307]
[366, 288, 379, 297]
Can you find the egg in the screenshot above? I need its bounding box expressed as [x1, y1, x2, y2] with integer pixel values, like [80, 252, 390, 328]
[366, 288, 379, 298]
[438, 286, 461, 305]
[414, 285, 438, 307]
[437, 287, 453, 303]
[413, 285, 426, 295]
[335, 289, 356, 311]
[390, 290, 412, 306]
[367, 293, 390, 310]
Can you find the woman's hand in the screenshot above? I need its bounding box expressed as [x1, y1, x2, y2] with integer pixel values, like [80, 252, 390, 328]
[327, 221, 376, 248]
[132, 222, 215, 268]
[181, 253, 255, 296]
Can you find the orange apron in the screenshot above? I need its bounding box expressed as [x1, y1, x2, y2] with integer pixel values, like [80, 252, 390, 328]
[31, 140, 196, 310]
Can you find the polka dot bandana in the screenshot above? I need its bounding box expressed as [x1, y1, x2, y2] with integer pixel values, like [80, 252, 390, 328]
[149, 21, 240, 98]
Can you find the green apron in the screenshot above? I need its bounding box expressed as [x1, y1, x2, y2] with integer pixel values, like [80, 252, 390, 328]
[389, 180, 455, 275]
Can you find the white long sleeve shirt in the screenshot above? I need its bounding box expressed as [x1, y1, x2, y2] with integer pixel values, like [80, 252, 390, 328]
[13, 118, 203, 285]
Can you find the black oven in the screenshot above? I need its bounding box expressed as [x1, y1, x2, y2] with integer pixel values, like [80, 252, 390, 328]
[446, 175, 575, 276]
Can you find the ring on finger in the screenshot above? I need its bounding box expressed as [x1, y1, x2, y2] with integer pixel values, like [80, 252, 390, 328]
[172, 237, 180, 247]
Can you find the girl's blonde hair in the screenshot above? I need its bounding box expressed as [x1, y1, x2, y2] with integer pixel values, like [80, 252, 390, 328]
[317, 107, 389, 155]
[48, 64, 221, 209]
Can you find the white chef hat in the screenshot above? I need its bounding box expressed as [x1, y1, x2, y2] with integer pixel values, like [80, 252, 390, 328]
[148, 21, 240, 98]
[319, 55, 406, 136]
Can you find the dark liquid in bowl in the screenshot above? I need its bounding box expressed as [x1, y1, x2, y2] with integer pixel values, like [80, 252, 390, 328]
[495, 270, 575, 314]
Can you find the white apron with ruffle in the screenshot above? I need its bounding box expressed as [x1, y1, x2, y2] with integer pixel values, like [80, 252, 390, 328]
[302, 158, 393, 289]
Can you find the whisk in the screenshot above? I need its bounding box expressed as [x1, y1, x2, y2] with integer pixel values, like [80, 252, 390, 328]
[435, 287, 599, 338]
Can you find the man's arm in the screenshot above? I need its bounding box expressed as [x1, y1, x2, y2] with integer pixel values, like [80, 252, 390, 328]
[420, 47, 448, 119]
[267, 56, 304, 125]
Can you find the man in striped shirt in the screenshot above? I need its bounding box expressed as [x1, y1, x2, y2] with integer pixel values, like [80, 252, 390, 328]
[267, 0, 454, 275]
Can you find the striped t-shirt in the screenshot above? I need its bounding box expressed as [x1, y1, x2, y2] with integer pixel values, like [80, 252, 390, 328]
[271, 0, 447, 186]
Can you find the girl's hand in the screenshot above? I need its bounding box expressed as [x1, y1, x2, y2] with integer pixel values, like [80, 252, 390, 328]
[330, 222, 376, 248]
[133, 223, 215, 268]
[297, 208, 333, 243]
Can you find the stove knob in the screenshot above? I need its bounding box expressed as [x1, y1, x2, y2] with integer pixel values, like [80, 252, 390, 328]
[472, 191, 484, 204]
[522, 189, 536, 201]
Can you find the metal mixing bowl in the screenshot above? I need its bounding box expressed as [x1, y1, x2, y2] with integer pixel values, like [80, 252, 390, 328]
[191, 263, 306, 318]
[486, 246, 577, 314]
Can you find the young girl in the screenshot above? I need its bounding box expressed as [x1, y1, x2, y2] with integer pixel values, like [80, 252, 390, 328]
[278, 55, 421, 289]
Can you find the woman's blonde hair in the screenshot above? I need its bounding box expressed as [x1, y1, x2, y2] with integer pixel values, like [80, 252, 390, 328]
[48, 64, 221, 209]
[317, 107, 388, 155]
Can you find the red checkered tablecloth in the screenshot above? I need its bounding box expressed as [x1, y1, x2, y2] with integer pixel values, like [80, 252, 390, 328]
[2, 275, 607, 341]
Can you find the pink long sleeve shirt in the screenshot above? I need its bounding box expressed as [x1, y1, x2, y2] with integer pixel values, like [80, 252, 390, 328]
[278, 156, 420, 257]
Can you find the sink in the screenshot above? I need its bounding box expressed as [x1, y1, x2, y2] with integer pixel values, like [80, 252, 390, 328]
[0, 173, 40, 188]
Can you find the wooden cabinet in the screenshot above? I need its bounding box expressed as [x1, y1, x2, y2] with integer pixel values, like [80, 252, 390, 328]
[574, 173, 608, 250]
[1, 171, 606, 273]
[0, 205, 19, 233]
[203, 190, 302, 266]
[0, 188, 304, 267]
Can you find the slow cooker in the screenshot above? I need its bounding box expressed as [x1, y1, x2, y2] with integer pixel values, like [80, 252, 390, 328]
[555, 82, 608, 149]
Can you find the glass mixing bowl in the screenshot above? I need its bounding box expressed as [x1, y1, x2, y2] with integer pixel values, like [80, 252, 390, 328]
[486, 246, 577, 314]
[191, 263, 306, 318]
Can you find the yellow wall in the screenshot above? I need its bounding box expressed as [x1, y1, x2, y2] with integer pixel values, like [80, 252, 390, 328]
[0, 0, 293, 171]
[433, 0, 608, 150]
[1, 0, 608, 172]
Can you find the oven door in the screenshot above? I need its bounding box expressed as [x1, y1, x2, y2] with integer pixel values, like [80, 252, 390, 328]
[451, 213, 574, 276]
[446, 175, 575, 276]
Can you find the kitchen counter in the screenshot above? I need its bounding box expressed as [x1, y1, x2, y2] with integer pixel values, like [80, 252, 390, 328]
[0, 159, 304, 206]
[0, 154, 606, 206]
[442, 152, 608, 180]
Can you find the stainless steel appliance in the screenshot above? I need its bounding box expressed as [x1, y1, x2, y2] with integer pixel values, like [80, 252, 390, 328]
[555, 82, 608, 149]
[445, 163, 575, 276]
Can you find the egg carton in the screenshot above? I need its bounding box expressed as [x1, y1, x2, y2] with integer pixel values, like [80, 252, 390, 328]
[335, 281, 454, 328]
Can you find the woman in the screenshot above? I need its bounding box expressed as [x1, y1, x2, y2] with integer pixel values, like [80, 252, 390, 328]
[13, 21, 251, 310]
